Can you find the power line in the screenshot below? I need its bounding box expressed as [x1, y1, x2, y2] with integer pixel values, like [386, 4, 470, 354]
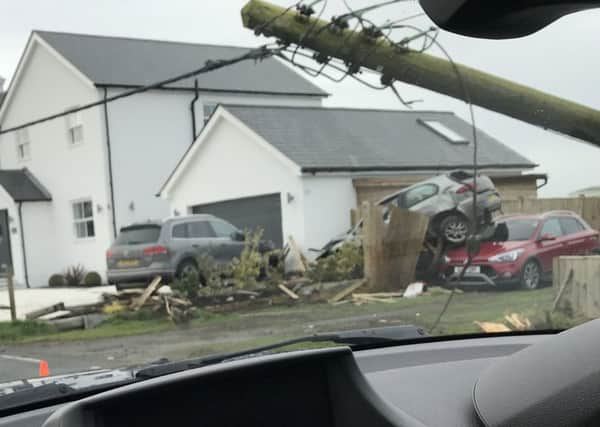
[0, 45, 280, 135]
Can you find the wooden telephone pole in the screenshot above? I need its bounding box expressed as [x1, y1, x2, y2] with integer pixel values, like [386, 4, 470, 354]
[241, 0, 600, 147]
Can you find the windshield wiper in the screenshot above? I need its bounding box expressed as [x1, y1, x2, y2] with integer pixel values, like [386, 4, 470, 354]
[135, 325, 426, 380]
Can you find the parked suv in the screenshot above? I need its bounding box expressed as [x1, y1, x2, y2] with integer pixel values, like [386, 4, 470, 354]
[107, 214, 251, 286]
[441, 211, 600, 289]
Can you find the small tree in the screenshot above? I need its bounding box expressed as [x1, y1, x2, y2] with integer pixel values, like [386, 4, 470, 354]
[63, 264, 86, 287]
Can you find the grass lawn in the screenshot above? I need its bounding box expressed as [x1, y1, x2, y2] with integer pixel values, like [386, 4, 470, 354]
[0, 287, 559, 345]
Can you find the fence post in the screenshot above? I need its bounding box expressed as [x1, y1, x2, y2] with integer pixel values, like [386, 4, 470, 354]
[5, 266, 16, 322]
[362, 202, 428, 291]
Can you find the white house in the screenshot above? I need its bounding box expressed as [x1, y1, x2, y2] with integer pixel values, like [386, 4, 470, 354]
[0, 31, 327, 287]
[159, 105, 538, 253]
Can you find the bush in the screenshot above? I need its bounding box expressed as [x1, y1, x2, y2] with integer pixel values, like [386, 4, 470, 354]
[172, 269, 202, 301]
[230, 229, 268, 290]
[48, 274, 66, 288]
[307, 243, 363, 283]
[84, 271, 102, 287]
[63, 264, 86, 287]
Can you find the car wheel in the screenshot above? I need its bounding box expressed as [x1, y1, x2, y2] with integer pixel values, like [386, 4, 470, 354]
[176, 260, 199, 280]
[520, 259, 541, 290]
[439, 214, 471, 245]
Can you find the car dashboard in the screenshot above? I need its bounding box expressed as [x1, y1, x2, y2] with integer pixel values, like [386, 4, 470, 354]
[0, 334, 550, 427]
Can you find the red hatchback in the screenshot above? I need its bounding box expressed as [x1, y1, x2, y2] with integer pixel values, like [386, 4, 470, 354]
[441, 211, 600, 289]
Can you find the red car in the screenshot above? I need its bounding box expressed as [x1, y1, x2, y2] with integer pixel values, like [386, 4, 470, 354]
[441, 211, 600, 289]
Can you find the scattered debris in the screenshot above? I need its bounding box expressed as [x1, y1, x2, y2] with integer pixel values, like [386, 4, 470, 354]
[403, 282, 424, 298]
[278, 283, 299, 300]
[131, 276, 163, 311]
[504, 313, 532, 331]
[474, 321, 511, 333]
[25, 302, 66, 320]
[328, 279, 367, 304]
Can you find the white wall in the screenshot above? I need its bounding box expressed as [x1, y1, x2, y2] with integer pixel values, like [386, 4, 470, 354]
[165, 116, 306, 248]
[107, 89, 322, 232]
[302, 175, 357, 252]
[0, 40, 113, 286]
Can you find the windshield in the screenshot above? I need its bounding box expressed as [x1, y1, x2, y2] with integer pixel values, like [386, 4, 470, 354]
[1, 0, 599, 396]
[489, 219, 540, 241]
[115, 225, 161, 245]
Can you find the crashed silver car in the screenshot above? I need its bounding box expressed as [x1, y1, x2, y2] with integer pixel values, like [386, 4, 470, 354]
[316, 171, 501, 257]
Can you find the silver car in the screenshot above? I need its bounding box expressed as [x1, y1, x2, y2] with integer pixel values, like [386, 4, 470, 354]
[106, 214, 246, 286]
[316, 171, 502, 258]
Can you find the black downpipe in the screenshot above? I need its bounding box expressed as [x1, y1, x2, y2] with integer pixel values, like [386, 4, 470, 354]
[17, 202, 29, 288]
[103, 88, 118, 238]
[190, 79, 200, 143]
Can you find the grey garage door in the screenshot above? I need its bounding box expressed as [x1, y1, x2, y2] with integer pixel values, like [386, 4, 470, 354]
[191, 193, 283, 248]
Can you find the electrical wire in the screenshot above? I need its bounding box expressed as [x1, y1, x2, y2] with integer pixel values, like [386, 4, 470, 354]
[0, 46, 282, 135]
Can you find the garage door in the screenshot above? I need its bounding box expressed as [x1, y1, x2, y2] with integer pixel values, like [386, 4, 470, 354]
[191, 193, 283, 247]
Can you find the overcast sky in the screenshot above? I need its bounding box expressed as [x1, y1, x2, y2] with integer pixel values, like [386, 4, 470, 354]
[1, 0, 599, 196]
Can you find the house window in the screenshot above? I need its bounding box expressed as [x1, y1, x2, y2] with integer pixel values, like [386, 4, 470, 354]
[420, 120, 468, 144]
[72, 200, 95, 238]
[16, 129, 31, 161]
[203, 103, 217, 124]
[66, 109, 84, 145]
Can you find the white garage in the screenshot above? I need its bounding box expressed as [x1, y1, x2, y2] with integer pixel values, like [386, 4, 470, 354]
[158, 105, 536, 253]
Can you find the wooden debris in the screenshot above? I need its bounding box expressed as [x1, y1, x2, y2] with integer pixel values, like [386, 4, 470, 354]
[353, 292, 404, 298]
[288, 236, 309, 270]
[26, 302, 65, 320]
[131, 276, 162, 311]
[352, 294, 395, 304]
[278, 283, 299, 300]
[504, 313, 532, 331]
[474, 321, 511, 333]
[328, 279, 367, 304]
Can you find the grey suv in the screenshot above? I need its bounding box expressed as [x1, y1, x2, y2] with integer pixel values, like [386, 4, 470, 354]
[106, 214, 246, 286]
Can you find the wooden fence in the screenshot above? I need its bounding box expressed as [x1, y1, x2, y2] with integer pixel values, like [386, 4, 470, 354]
[362, 202, 428, 291]
[502, 197, 600, 231]
[553, 256, 600, 318]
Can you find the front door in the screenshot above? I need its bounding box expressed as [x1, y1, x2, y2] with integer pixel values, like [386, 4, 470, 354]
[0, 209, 13, 273]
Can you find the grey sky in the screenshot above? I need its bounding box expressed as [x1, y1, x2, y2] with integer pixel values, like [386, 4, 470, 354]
[1, 0, 599, 196]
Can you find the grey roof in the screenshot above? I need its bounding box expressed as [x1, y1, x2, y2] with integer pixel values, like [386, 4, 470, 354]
[35, 31, 327, 96]
[222, 105, 536, 171]
[0, 169, 51, 202]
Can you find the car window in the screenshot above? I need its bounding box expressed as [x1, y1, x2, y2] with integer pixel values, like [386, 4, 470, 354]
[560, 217, 585, 235]
[211, 220, 238, 238]
[189, 221, 216, 238]
[116, 225, 161, 245]
[172, 223, 188, 238]
[540, 218, 563, 237]
[403, 184, 438, 208]
[488, 219, 539, 241]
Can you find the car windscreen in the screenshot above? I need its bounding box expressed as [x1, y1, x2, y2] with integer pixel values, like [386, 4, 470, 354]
[115, 225, 161, 245]
[488, 219, 539, 241]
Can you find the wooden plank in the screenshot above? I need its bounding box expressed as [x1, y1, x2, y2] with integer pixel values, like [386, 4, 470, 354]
[353, 292, 404, 298]
[26, 302, 66, 320]
[474, 321, 511, 333]
[131, 276, 162, 311]
[287, 236, 308, 270]
[278, 283, 299, 300]
[362, 202, 428, 291]
[328, 279, 367, 304]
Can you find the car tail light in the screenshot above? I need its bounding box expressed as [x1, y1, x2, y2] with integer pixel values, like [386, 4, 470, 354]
[143, 245, 168, 256]
[106, 249, 113, 259]
[456, 184, 473, 194]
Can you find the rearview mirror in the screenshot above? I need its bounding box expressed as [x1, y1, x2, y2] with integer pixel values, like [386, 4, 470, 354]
[538, 233, 556, 242]
[419, 0, 600, 39]
[231, 231, 245, 242]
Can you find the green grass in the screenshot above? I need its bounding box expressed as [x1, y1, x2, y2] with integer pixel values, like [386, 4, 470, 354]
[0, 287, 560, 344]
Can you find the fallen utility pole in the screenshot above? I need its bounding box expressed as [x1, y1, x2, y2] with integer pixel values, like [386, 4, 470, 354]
[241, 0, 600, 147]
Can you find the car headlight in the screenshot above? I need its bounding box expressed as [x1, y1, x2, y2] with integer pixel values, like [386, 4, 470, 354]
[488, 248, 524, 263]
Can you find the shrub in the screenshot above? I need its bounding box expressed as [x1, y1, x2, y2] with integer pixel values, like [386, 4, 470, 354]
[84, 271, 102, 286]
[230, 229, 267, 290]
[48, 274, 66, 288]
[172, 269, 202, 301]
[307, 243, 363, 283]
[63, 264, 86, 287]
